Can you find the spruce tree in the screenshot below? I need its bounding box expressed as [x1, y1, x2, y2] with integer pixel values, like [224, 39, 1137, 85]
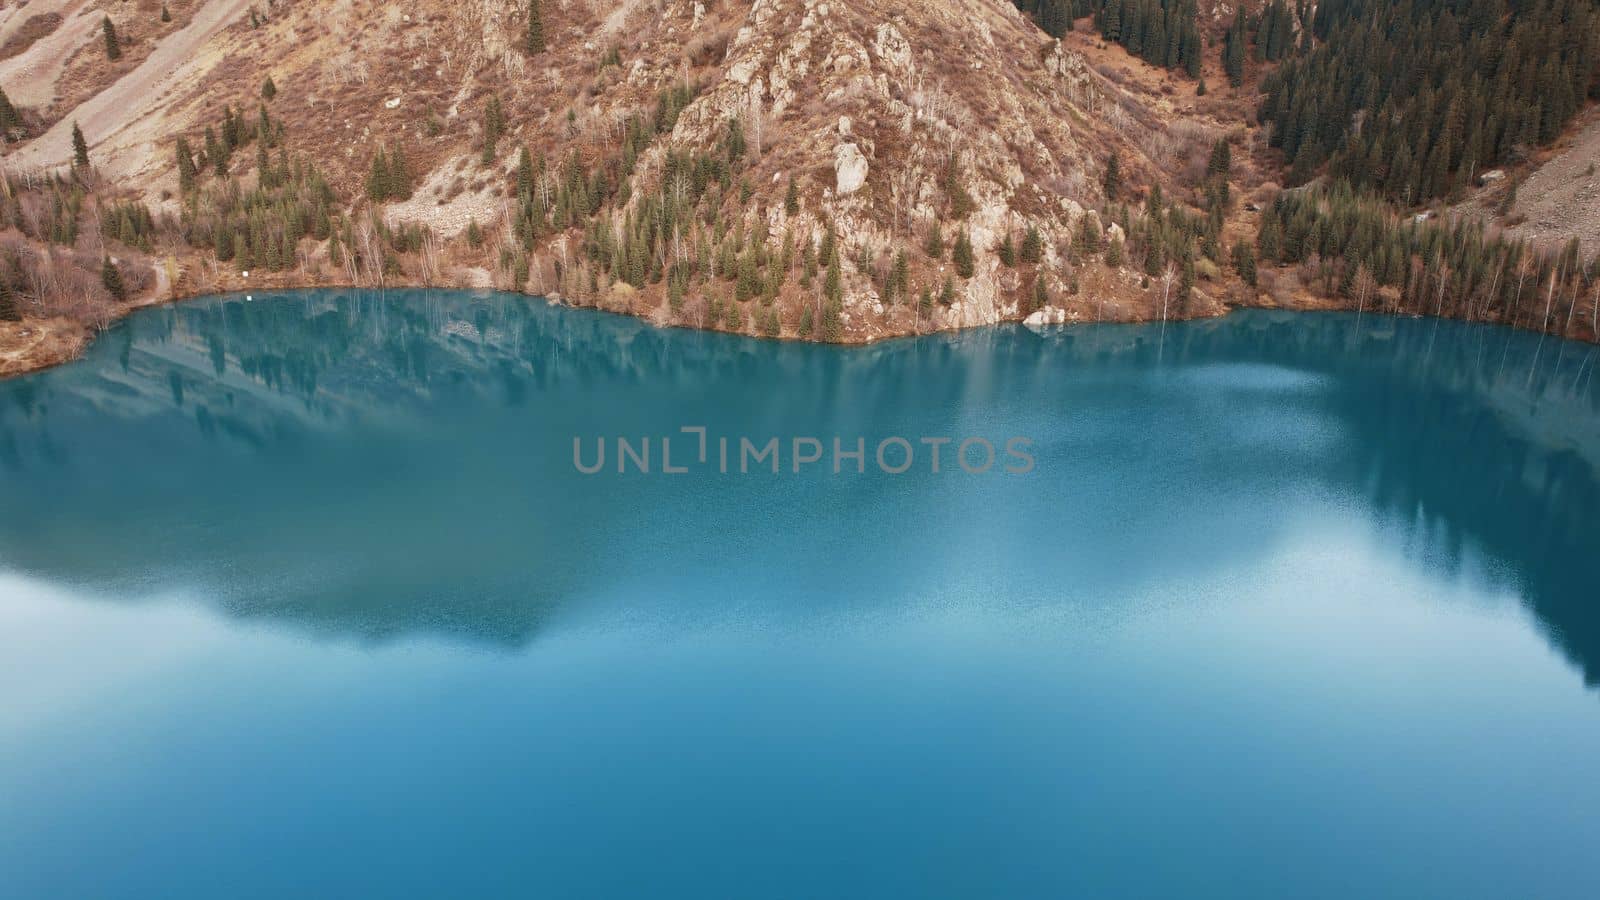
[101, 257, 126, 301]
[0, 276, 18, 321]
[176, 137, 196, 191]
[526, 1, 546, 55]
[481, 95, 504, 164]
[516, 146, 534, 198]
[71, 121, 89, 168]
[0, 87, 18, 136]
[388, 144, 412, 200]
[103, 18, 121, 61]
[1103, 152, 1121, 201]
[953, 230, 975, 278]
[998, 232, 1016, 267]
[1223, 10, 1246, 87]
[161, 4, 171, 23]
[367, 148, 391, 202]
[824, 237, 842, 306]
[1021, 225, 1043, 265]
[1105, 236, 1124, 267]
[262, 76, 277, 101]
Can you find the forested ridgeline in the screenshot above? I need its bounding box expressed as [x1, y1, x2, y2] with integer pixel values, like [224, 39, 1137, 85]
[1014, 0, 1206, 77]
[1261, 0, 1600, 202]
[1247, 0, 1600, 342]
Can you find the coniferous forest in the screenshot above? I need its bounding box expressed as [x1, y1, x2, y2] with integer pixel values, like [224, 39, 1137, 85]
[1261, 0, 1600, 203]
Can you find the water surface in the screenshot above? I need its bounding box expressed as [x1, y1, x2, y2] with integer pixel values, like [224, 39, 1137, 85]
[2, 291, 1598, 898]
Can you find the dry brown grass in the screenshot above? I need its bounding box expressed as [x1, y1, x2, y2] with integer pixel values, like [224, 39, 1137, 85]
[0, 12, 63, 61]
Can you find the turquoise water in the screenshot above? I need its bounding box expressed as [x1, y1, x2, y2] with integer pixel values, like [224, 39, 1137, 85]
[2, 290, 1599, 898]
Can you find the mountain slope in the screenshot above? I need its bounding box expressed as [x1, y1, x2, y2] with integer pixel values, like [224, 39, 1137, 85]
[13, 0, 1596, 379]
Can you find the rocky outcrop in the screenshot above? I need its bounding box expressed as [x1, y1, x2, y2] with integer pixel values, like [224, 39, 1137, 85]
[834, 143, 869, 195]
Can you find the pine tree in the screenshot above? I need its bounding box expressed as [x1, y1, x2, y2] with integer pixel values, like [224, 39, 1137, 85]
[103, 18, 121, 61]
[161, 4, 171, 23]
[71, 121, 89, 168]
[101, 257, 126, 301]
[526, 1, 546, 55]
[785, 177, 799, 216]
[1103, 152, 1121, 201]
[262, 76, 277, 101]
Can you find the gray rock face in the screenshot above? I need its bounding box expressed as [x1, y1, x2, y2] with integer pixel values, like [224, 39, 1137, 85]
[835, 143, 869, 195]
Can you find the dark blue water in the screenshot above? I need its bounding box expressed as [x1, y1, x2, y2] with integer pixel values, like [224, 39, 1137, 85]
[2, 290, 1599, 898]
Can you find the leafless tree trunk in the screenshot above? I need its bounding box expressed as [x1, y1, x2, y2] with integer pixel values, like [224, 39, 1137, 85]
[1591, 277, 1599, 339]
[1540, 263, 1560, 332]
[1513, 250, 1532, 326]
[1159, 262, 1176, 323]
[419, 228, 442, 286]
[1434, 261, 1451, 319]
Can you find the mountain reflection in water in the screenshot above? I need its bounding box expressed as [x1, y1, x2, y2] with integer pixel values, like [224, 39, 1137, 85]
[0, 290, 1595, 687]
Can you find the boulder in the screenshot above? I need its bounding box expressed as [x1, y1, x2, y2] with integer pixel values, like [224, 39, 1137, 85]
[835, 143, 869, 195]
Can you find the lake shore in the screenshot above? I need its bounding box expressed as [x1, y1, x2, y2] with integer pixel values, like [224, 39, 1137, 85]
[1, 272, 1589, 381]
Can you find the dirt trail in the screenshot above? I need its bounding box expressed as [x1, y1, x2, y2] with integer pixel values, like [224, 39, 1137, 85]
[0, 317, 89, 378]
[4, 0, 252, 180]
[0, 0, 97, 108]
